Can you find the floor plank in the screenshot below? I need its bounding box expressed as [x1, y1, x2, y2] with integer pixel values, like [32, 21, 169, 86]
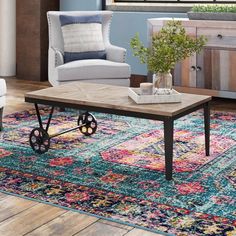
[0, 192, 10, 201]
[0, 203, 65, 236]
[98, 219, 134, 231]
[74, 222, 128, 236]
[4, 78, 49, 115]
[26, 212, 98, 236]
[125, 228, 164, 236]
[0, 195, 37, 223]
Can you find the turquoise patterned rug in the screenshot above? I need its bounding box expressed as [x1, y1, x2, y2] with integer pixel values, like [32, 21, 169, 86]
[0, 107, 235, 236]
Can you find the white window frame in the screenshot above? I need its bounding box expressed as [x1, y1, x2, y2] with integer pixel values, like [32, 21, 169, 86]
[106, 0, 236, 13]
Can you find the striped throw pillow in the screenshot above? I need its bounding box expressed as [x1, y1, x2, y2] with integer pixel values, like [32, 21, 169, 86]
[60, 15, 106, 63]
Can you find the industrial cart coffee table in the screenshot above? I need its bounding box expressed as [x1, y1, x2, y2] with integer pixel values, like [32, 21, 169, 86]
[25, 82, 211, 180]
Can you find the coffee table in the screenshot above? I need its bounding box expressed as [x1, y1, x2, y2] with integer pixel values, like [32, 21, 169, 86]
[25, 82, 211, 180]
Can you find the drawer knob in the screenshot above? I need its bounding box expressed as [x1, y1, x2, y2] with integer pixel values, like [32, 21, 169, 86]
[191, 66, 196, 71]
[217, 34, 223, 39]
[196, 66, 202, 71]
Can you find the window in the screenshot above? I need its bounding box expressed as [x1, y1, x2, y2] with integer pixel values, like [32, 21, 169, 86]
[114, 0, 235, 2]
[107, 0, 236, 12]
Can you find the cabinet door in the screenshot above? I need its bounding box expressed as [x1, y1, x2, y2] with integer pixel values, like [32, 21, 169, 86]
[196, 48, 236, 92]
[172, 26, 197, 87]
[173, 54, 197, 87]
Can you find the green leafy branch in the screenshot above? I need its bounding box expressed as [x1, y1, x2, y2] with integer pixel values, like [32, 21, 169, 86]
[130, 20, 207, 74]
[192, 4, 236, 13]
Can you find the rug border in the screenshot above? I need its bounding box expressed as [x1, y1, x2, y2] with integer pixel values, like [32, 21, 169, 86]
[0, 189, 175, 236]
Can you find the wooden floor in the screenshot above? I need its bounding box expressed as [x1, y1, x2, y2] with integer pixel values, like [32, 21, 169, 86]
[1, 77, 236, 236]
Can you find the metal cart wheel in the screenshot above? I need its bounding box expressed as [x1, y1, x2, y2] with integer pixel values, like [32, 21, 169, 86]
[29, 127, 50, 154]
[78, 112, 97, 136]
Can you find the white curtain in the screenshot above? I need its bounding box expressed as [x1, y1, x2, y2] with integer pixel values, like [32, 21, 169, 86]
[0, 0, 16, 76]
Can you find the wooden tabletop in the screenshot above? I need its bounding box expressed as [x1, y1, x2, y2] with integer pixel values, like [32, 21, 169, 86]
[25, 82, 211, 117]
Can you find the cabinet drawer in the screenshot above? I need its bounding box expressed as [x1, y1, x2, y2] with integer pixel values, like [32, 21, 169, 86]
[197, 28, 236, 48]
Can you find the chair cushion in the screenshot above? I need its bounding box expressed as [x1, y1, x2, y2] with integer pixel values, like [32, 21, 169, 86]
[0, 79, 6, 97]
[0, 96, 5, 108]
[60, 15, 106, 63]
[57, 59, 130, 82]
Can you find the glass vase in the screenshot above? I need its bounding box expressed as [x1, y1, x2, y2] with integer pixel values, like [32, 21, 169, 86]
[152, 72, 173, 95]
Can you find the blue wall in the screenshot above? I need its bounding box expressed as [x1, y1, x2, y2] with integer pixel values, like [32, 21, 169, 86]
[111, 12, 186, 75]
[60, 1, 187, 75]
[60, 0, 102, 11]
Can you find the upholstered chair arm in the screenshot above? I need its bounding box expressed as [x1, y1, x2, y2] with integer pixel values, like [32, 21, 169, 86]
[50, 47, 64, 67]
[105, 44, 126, 63]
[48, 47, 64, 86]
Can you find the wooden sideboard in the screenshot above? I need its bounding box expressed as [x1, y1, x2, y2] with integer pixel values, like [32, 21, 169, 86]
[148, 18, 236, 99]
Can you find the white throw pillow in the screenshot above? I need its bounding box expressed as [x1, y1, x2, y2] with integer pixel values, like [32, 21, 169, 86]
[60, 14, 106, 63]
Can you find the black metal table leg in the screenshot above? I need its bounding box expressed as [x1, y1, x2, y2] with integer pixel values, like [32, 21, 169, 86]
[35, 104, 43, 129]
[45, 106, 54, 132]
[164, 117, 174, 180]
[204, 102, 210, 156]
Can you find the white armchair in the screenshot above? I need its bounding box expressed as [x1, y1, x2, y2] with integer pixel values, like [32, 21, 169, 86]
[0, 79, 6, 131]
[47, 11, 131, 87]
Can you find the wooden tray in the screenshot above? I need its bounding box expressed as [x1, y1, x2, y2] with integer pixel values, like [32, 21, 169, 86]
[128, 88, 182, 104]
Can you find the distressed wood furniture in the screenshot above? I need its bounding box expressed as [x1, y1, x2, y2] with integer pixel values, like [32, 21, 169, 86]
[148, 18, 236, 99]
[16, 0, 59, 81]
[25, 82, 211, 180]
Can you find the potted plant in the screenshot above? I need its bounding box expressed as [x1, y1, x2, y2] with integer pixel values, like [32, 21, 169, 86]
[130, 20, 206, 94]
[188, 4, 236, 21]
